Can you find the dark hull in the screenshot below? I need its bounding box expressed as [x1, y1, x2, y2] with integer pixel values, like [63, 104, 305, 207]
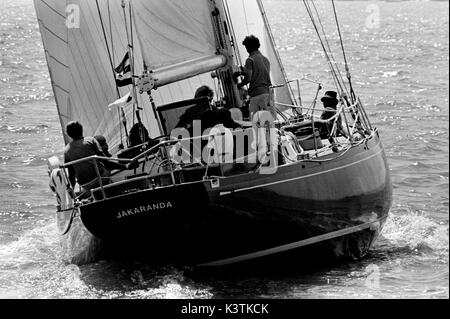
[58, 133, 392, 266]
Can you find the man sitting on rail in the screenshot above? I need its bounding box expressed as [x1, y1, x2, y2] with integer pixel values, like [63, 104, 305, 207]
[64, 121, 132, 191]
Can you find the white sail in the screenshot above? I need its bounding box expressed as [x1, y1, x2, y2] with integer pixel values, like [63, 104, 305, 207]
[35, 0, 293, 153]
[34, 0, 71, 141]
[132, 0, 217, 69]
[35, 0, 219, 153]
[224, 0, 294, 107]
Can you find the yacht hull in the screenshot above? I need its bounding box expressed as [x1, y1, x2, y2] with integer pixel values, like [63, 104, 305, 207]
[58, 133, 392, 266]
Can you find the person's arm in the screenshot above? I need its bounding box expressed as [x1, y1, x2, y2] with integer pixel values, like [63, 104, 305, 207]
[105, 161, 128, 171]
[90, 138, 106, 157]
[64, 153, 76, 187]
[238, 59, 253, 89]
[90, 138, 129, 171]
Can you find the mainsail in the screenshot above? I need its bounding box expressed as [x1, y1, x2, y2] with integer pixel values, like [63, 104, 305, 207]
[35, 0, 220, 152]
[35, 0, 294, 153]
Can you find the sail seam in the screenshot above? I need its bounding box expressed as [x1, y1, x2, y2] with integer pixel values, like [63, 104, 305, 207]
[137, 4, 211, 57]
[51, 83, 70, 95]
[40, 0, 65, 19]
[95, 0, 120, 99]
[43, 51, 69, 69]
[37, 19, 68, 44]
[87, 0, 119, 104]
[139, 3, 206, 46]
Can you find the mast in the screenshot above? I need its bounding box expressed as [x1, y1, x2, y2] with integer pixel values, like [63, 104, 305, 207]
[208, 0, 244, 109]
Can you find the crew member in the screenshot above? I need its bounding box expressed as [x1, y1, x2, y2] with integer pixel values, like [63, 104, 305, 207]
[64, 121, 130, 190]
[237, 35, 275, 119]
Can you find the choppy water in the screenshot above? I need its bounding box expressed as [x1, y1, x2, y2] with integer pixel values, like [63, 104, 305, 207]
[0, 0, 448, 299]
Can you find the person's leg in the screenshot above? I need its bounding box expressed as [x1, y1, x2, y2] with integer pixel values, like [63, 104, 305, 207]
[249, 96, 261, 118]
[265, 91, 277, 120]
[249, 94, 270, 119]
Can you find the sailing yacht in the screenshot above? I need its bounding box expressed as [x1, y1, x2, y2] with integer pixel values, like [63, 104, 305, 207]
[36, 0, 392, 266]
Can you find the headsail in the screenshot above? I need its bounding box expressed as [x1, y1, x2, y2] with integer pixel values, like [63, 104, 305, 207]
[224, 0, 294, 107]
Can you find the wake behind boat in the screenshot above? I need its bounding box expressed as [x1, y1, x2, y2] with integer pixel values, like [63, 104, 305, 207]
[36, 0, 392, 266]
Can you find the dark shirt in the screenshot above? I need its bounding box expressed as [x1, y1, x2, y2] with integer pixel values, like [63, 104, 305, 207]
[64, 137, 108, 187]
[176, 104, 208, 129]
[176, 98, 212, 130]
[129, 123, 150, 147]
[216, 109, 242, 130]
[321, 107, 337, 121]
[241, 50, 272, 97]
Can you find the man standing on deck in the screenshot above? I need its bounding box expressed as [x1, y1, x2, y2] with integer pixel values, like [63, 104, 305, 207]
[237, 35, 275, 119]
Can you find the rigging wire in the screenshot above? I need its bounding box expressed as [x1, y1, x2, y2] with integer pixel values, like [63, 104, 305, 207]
[130, 4, 149, 71]
[256, 0, 295, 105]
[121, 2, 141, 114]
[124, 1, 147, 144]
[106, 0, 124, 146]
[95, 0, 120, 97]
[310, 0, 350, 97]
[302, 0, 341, 92]
[129, 1, 136, 126]
[222, 0, 243, 107]
[241, 0, 250, 35]
[95, 0, 124, 147]
[119, 0, 139, 145]
[331, 0, 357, 103]
[129, 2, 165, 136]
[107, 0, 115, 67]
[223, 0, 243, 67]
[129, 1, 153, 143]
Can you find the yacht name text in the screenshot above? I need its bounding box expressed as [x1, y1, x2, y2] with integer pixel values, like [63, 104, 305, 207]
[117, 202, 173, 219]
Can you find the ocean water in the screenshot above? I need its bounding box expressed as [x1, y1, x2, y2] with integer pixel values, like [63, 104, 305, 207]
[0, 0, 448, 299]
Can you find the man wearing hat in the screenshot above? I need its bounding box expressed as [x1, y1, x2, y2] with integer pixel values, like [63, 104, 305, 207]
[319, 91, 340, 150]
[320, 91, 339, 121]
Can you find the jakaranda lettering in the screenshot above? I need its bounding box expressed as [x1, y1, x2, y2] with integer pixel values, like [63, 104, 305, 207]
[116, 201, 173, 219]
